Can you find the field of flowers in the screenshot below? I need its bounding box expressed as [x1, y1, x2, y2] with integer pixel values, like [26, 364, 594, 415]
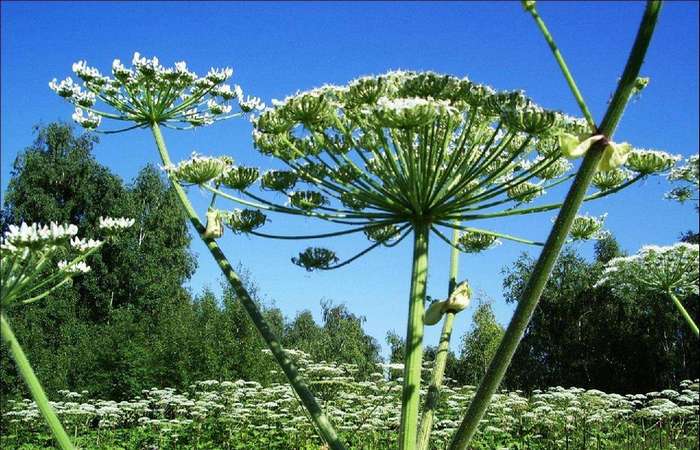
[2, 349, 697, 449]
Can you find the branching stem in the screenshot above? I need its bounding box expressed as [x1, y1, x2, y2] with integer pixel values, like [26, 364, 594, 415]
[149, 123, 346, 450]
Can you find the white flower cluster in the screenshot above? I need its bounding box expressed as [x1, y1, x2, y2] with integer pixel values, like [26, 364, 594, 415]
[71, 107, 101, 129]
[1, 219, 128, 307]
[70, 237, 103, 252]
[2, 222, 78, 250]
[58, 260, 91, 274]
[596, 242, 699, 298]
[666, 154, 699, 205]
[98, 216, 136, 231]
[568, 213, 608, 241]
[50, 53, 259, 130]
[626, 149, 680, 175]
[2, 350, 698, 447]
[163, 152, 231, 185]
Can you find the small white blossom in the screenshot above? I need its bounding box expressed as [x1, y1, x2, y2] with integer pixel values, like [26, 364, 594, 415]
[98, 216, 136, 231]
[72, 108, 101, 129]
[58, 260, 91, 274]
[70, 237, 103, 252]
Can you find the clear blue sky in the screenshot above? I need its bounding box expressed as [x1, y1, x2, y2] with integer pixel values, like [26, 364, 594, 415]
[2, 1, 698, 356]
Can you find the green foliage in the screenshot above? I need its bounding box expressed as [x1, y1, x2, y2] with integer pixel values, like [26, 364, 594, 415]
[285, 300, 382, 378]
[501, 234, 699, 393]
[1, 122, 196, 399]
[456, 302, 505, 386]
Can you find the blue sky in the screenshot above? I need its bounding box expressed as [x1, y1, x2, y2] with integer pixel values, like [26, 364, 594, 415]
[1, 1, 698, 356]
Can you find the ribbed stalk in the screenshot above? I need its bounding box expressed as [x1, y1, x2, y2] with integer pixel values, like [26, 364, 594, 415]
[398, 222, 430, 450]
[417, 226, 460, 450]
[150, 123, 345, 450]
[448, 2, 662, 449]
[667, 291, 699, 337]
[1, 313, 75, 450]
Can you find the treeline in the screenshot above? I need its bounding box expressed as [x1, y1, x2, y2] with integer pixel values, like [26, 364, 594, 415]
[1, 123, 697, 402]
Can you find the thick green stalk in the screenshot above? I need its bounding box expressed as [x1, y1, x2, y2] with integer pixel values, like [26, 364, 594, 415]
[524, 2, 596, 129]
[1, 313, 75, 450]
[149, 123, 346, 450]
[667, 291, 699, 337]
[398, 223, 430, 450]
[448, 2, 662, 449]
[417, 228, 460, 450]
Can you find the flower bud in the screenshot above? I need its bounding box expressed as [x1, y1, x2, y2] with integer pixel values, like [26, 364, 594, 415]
[559, 133, 604, 159]
[444, 280, 472, 313]
[598, 142, 631, 172]
[204, 209, 224, 239]
[424, 300, 447, 326]
[292, 247, 339, 271]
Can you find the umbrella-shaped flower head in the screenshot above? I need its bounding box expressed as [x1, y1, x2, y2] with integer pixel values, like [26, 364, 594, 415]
[50, 53, 263, 131]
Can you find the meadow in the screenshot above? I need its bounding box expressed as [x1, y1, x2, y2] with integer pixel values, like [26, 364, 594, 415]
[2, 350, 698, 449]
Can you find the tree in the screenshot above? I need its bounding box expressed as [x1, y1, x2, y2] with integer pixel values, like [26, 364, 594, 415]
[1, 123, 195, 399]
[456, 302, 505, 386]
[285, 301, 381, 378]
[501, 234, 699, 393]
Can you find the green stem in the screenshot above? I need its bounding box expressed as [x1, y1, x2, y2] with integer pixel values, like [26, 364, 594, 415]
[149, 123, 346, 450]
[417, 227, 461, 450]
[525, 2, 596, 129]
[667, 291, 699, 337]
[398, 222, 430, 450]
[448, 2, 662, 449]
[1, 313, 75, 450]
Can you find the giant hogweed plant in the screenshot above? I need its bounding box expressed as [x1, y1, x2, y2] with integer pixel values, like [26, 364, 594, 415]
[47, 2, 667, 449]
[596, 243, 699, 337]
[1, 217, 134, 450]
[48, 52, 348, 448]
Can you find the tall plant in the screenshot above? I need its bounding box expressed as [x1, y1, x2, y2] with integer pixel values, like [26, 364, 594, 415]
[49, 54, 345, 449]
[203, 71, 663, 448]
[447, 2, 663, 448]
[47, 2, 669, 448]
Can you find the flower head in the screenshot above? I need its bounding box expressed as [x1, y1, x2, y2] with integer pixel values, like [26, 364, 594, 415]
[596, 243, 699, 298]
[50, 53, 254, 130]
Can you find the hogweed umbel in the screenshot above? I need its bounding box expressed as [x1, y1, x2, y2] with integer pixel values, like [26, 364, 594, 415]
[596, 243, 699, 336]
[190, 69, 672, 450]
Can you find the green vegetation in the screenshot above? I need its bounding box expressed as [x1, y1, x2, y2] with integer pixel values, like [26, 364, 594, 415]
[2, 350, 698, 450]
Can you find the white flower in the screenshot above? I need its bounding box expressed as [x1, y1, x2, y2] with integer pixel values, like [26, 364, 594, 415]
[111, 59, 133, 80]
[49, 77, 81, 98]
[596, 243, 699, 298]
[58, 260, 91, 274]
[206, 99, 232, 115]
[239, 95, 265, 113]
[98, 216, 135, 231]
[4, 222, 78, 247]
[72, 108, 101, 129]
[72, 60, 102, 81]
[70, 237, 103, 252]
[206, 67, 233, 83]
